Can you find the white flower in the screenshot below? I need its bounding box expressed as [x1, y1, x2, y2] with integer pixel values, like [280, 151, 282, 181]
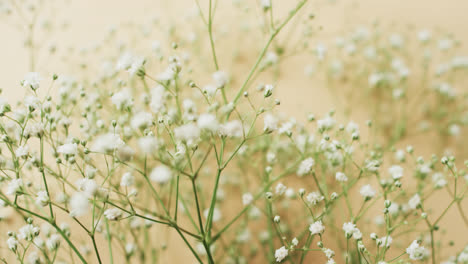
[120, 172, 134, 187]
[15, 145, 29, 158]
[242, 193, 253, 205]
[125, 243, 137, 255]
[309, 220, 325, 235]
[104, 208, 122, 220]
[342, 222, 359, 239]
[18, 224, 40, 241]
[69, 192, 89, 217]
[360, 184, 376, 199]
[197, 113, 219, 133]
[57, 143, 78, 156]
[306, 192, 324, 205]
[297, 158, 315, 176]
[35, 191, 49, 207]
[138, 136, 158, 154]
[263, 114, 278, 133]
[275, 183, 287, 195]
[22, 72, 41, 90]
[406, 240, 425, 260]
[275, 246, 288, 262]
[174, 123, 200, 144]
[377, 236, 392, 248]
[317, 116, 335, 131]
[432, 173, 447, 188]
[323, 248, 335, 259]
[150, 165, 173, 184]
[388, 165, 403, 180]
[127, 57, 145, 75]
[131, 111, 153, 130]
[395, 149, 405, 162]
[7, 237, 18, 251]
[111, 89, 133, 110]
[150, 85, 166, 113]
[335, 172, 348, 182]
[260, 0, 271, 10]
[91, 133, 125, 153]
[46, 234, 61, 251]
[212, 71, 228, 88]
[76, 178, 98, 197]
[418, 29, 431, 42]
[264, 84, 274, 97]
[408, 194, 421, 209]
[6, 179, 23, 195]
[219, 120, 243, 138]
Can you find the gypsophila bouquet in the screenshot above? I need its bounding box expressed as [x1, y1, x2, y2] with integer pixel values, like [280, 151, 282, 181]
[0, 0, 467, 263]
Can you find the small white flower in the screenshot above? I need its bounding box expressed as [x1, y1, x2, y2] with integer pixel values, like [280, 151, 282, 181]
[263, 114, 278, 133]
[138, 136, 158, 154]
[212, 71, 228, 88]
[91, 133, 125, 153]
[22, 72, 41, 90]
[406, 240, 425, 260]
[359, 184, 376, 199]
[131, 112, 153, 130]
[120, 172, 134, 187]
[342, 222, 356, 237]
[18, 224, 40, 241]
[57, 143, 78, 156]
[104, 208, 122, 221]
[388, 165, 403, 180]
[174, 123, 200, 144]
[242, 193, 253, 205]
[335, 172, 348, 182]
[408, 194, 421, 210]
[377, 236, 392, 248]
[111, 89, 133, 110]
[69, 192, 89, 217]
[6, 179, 23, 195]
[35, 191, 49, 207]
[306, 192, 324, 205]
[150, 165, 173, 184]
[15, 145, 29, 158]
[46, 234, 61, 251]
[7, 237, 18, 251]
[275, 246, 288, 262]
[219, 120, 244, 138]
[297, 158, 315, 176]
[197, 113, 219, 133]
[309, 220, 325, 235]
[275, 183, 287, 195]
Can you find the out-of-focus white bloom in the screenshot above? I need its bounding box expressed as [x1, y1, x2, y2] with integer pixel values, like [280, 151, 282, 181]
[360, 184, 376, 199]
[317, 116, 335, 131]
[69, 192, 89, 217]
[418, 29, 431, 42]
[432, 173, 447, 188]
[138, 136, 158, 154]
[150, 85, 166, 114]
[197, 113, 219, 133]
[6, 179, 23, 195]
[131, 111, 153, 130]
[242, 193, 253, 205]
[92, 133, 125, 153]
[35, 191, 49, 207]
[275, 183, 287, 195]
[76, 178, 98, 197]
[7, 237, 18, 251]
[125, 243, 137, 255]
[127, 57, 145, 75]
[22, 72, 41, 90]
[306, 192, 324, 205]
[263, 114, 278, 133]
[395, 149, 405, 162]
[219, 120, 243, 138]
[18, 224, 40, 241]
[309, 220, 325, 235]
[297, 158, 315, 176]
[46, 234, 61, 251]
[406, 240, 425, 260]
[57, 143, 78, 156]
[275, 246, 288, 262]
[15, 145, 29, 158]
[24, 122, 44, 138]
[121, 172, 134, 187]
[260, 0, 271, 10]
[212, 71, 228, 88]
[264, 84, 274, 97]
[342, 222, 356, 237]
[388, 165, 403, 180]
[335, 172, 348, 182]
[104, 208, 122, 220]
[377, 236, 392, 248]
[174, 123, 200, 144]
[389, 34, 404, 48]
[150, 165, 173, 184]
[111, 89, 133, 110]
[408, 194, 421, 209]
